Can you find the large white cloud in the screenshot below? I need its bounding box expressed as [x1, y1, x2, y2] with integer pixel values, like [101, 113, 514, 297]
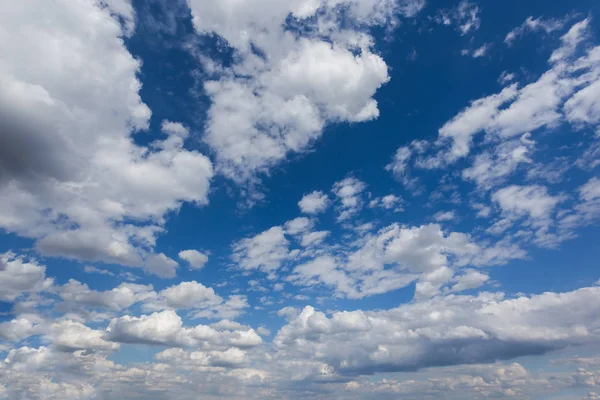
[105, 310, 262, 348]
[47, 320, 119, 352]
[58, 280, 156, 312]
[0, 0, 213, 275]
[274, 286, 600, 375]
[186, 0, 423, 182]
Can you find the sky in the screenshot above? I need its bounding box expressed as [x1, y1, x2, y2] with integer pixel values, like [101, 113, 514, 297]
[0, 0, 600, 399]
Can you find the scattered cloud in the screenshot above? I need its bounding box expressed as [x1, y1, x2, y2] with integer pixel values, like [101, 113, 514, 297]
[505, 16, 569, 46]
[178, 249, 209, 270]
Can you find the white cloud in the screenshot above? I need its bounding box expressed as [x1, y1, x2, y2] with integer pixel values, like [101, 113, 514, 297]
[0, 252, 53, 302]
[0, 315, 43, 342]
[274, 286, 600, 375]
[148, 281, 221, 310]
[47, 320, 119, 352]
[286, 223, 517, 299]
[499, 71, 516, 84]
[284, 217, 315, 236]
[298, 191, 330, 214]
[59, 279, 155, 311]
[332, 177, 367, 221]
[0, 0, 213, 275]
[449, 269, 489, 292]
[435, 84, 520, 162]
[369, 194, 404, 212]
[385, 141, 427, 192]
[301, 231, 330, 247]
[105, 310, 262, 348]
[186, 0, 423, 182]
[83, 265, 115, 276]
[140, 281, 249, 320]
[435, 1, 480, 36]
[232, 226, 290, 273]
[144, 253, 179, 278]
[492, 185, 565, 220]
[462, 133, 534, 189]
[505, 16, 568, 46]
[462, 43, 491, 58]
[155, 347, 248, 368]
[580, 177, 600, 203]
[421, 19, 598, 167]
[178, 249, 209, 270]
[550, 18, 590, 62]
[191, 295, 250, 320]
[434, 211, 456, 222]
[386, 146, 413, 179]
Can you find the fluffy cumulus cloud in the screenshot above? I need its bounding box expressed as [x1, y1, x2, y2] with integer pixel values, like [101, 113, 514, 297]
[274, 286, 600, 376]
[298, 191, 330, 214]
[186, 0, 424, 182]
[0, 0, 213, 276]
[105, 310, 262, 348]
[58, 280, 156, 312]
[178, 249, 209, 270]
[0, 252, 53, 302]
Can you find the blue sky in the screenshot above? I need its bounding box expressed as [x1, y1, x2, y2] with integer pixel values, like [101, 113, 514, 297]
[0, 0, 600, 399]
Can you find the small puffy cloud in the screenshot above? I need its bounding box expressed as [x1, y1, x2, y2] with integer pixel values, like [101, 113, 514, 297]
[191, 295, 250, 320]
[178, 250, 209, 270]
[47, 320, 119, 352]
[434, 211, 456, 222]
[144, 253, 179, 279]
[300, 231, 330, 247]
[332, 177, 367, 221]
[144, 281, 249, 321]
[0, 315, 43, 342]
[149, 281, 221, 310]
[0, 252, 53, 302]
[284, 217, 315, 236]
[298, 191, 330, 214]
[450, 269, 490, 292]
[369, 195, 403, 212]
[161, 120, 189, 137]
[492, 185, 565, 220]
[232, 226, 289, 273]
